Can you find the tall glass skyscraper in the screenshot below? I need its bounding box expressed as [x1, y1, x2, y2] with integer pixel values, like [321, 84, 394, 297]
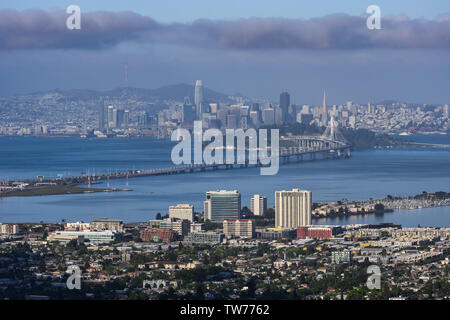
[107, 105, 115, 128]
[98, 104, 106, 130]
[204, 190, 241, 222]
[195, 80, 203, 119]
[280, 91, 290, 123]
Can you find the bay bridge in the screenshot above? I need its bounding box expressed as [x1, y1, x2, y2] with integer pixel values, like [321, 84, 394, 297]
[62, 119, 351, 183]
[4, 119, 352, 187]
[279, 117, 351, 163]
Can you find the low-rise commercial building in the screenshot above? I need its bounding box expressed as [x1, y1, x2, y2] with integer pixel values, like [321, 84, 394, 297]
[140, 228, 177, 243]
[169, 204, 194, 222]
[331, 251, 353, 265]
[184, 232, 225, 244]
[258, 228, 297, 240]
[64, 222, 90, 231]
[48, 230, 120, 244]
[91, 218, 124, 232]
[148, 218, 191, 237]
[191, 222, 206, 233]
[297, 226, 343, 239]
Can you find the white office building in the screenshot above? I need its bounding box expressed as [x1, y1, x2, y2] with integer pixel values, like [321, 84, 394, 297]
[250, 194, 267, 216]
[169, 204, 194, 222]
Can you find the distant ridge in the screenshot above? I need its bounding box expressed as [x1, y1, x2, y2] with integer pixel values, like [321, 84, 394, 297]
[15, 83, 243, 104]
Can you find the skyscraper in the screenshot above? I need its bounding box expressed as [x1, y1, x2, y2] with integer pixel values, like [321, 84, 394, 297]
[262, 108, 275, 125]
[204, 190, 241, 222]
[98, 104, 106, 130]
[112, 108, 118, 128]
[107, 105, 114, 128]
[280, 91, 290, 123]
[116, 109, 125, 127]
[250, 103, 260, 112]
[249, 110, 260, 127]
[182, 97, 196, 124]
[123, 110, 130, 128]
[250, 194, 267, 216]
[195, 80, 203, 119]
[138, 111, 154, 129]
[275, 107, 283, 125]
[444, 104, 449, 118]
[275, 188, 311, 228]
[322, 91, 328, 125]
[226, 114, 238, 129]
[217, 108, 229, 128]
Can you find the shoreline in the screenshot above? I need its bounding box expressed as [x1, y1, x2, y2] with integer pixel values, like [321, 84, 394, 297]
[1, 205, 448, 226]
[312, 192, 450, 220]
[0, 184, 129, 198]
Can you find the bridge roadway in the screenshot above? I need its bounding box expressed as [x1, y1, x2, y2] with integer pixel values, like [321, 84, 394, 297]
[12, 145, 351, 186]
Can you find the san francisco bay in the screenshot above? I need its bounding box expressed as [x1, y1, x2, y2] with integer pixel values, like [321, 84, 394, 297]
[0, 135, 449, 226]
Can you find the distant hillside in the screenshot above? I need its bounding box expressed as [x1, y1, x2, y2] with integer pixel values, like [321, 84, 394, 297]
[22, 84, 239, 104]
[144, 83, 236, 103]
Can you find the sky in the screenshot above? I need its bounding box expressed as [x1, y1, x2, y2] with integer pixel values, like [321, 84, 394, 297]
[2, 0, 449, 22]
[1, 1, 450, 104]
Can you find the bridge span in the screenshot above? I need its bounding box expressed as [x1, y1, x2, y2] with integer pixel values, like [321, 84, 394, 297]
[3, 119, 352, 186]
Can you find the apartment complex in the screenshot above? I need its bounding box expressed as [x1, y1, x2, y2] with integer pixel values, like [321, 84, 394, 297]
[250, 194, 267, 216]
[0, 224, 19, 235]
[275, 189, 311, 228]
